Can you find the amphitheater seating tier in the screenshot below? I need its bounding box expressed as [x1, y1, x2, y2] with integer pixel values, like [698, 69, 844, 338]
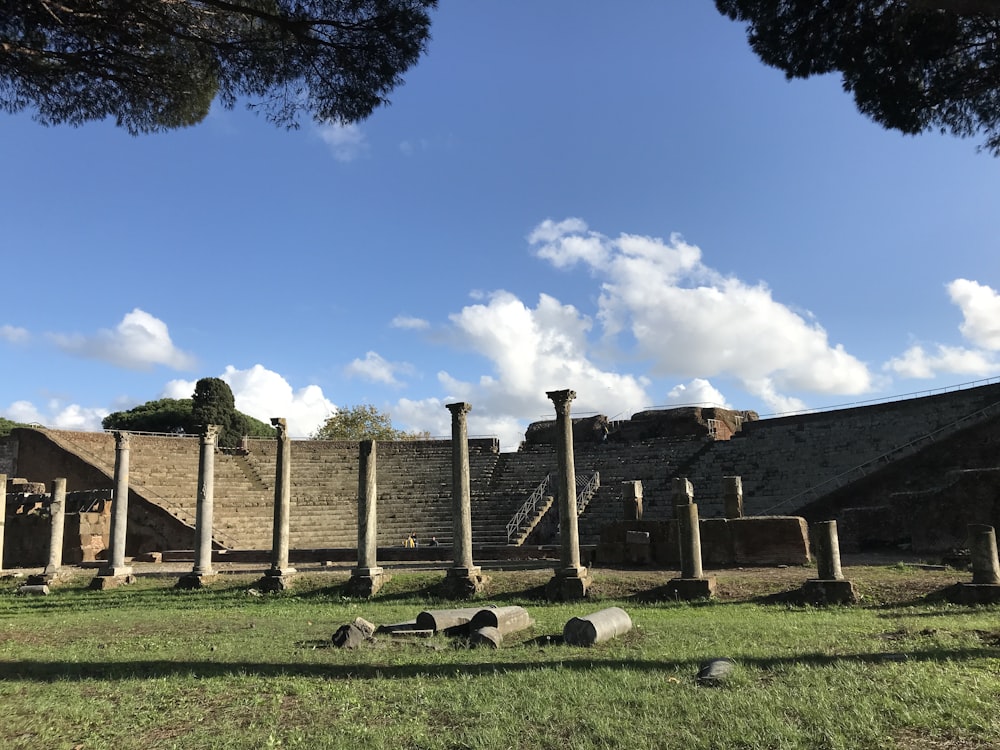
[33, 381, 1000, 552]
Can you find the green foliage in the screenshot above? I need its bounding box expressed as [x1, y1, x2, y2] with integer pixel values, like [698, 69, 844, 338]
[102, 398, 194, 435]
[2, 567, 1000, 749]
[716, 0, 1000, 154]
[312, 404, 430, 441]
[101, 379, 275, 446]
[0, 1, 437, 134]
[0, 416, 28, 437]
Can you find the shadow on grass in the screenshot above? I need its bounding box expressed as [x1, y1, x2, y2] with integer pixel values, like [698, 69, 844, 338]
[2, 645, 998, 683]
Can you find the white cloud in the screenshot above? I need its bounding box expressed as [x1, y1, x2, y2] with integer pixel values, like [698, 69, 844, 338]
[3, 399, 107, 430]
[529, 219, 873, 407]
[50, 309, 196, 371]
[432, 290, 651, 447]
[884, 344, 998, 380]
[881, 279, 1000, 381]
[666, 379, 730, 408]
[345, 351, 413, 386]
[317, 121, 367, 162]
[391, 315, 430, 330]
[1, 325, 29, 343]
[949, 279, 1000, 351]
[164, 365, 336, 438]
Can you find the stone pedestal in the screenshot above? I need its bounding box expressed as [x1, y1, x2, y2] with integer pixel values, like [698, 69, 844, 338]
[175, 573, 218, 589]
[672, 477, 694, 510]
[546, 567, 592, 601]
[94, 432, 134, 588]
[545, 389, 591, 600]
[439, 567, 490, 598]
[344, 566, 389, 598]
[346, 441, 387, 597]
[801, 520, 857, 604]
[256, 418, 297, 592]
[622, 481, 643, 521]
[666, 501, 716, 599]
[723, 475, 744, 519]
[948, 524, 1000, 603]
[801, 578, 858, 605]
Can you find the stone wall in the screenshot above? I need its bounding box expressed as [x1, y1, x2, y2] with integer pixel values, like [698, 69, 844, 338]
[0, 435, 16, 475]
[594, 517, 810, 567]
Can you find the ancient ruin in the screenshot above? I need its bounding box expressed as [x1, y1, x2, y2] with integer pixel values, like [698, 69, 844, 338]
[1, 380, 999, 576]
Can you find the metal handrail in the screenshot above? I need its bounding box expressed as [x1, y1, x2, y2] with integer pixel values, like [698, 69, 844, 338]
[506, 474, 551, 543]
[576, 471, 601, 515]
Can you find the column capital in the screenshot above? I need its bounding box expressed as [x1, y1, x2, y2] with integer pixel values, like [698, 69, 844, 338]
[113, 431, 131, 449]
[446, 402, 472, 418]
[546, 389, 576, 416]
[270, 417, 288, 438]
[200, 424, 220, 445]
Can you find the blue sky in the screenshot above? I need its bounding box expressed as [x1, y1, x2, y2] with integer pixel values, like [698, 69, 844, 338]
[2, 2, 999, 450]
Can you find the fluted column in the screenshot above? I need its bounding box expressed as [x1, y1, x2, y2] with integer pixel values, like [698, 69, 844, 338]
[545, 389, 590, 600]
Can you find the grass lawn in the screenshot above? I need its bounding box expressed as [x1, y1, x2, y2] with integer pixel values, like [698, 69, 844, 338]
[2, 562, 998, 750]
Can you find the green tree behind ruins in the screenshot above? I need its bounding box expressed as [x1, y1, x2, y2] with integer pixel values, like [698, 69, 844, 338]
[716, 1, 1000, 154]
[0, 1, 437, 134]
[0, 416, 28, 437]
[312, 404, 430, 441]
[102, 378, 274, 447]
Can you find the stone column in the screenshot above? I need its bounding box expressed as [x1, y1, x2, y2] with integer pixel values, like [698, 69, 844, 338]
[723, 476, 744, 519]
[802, 520, 857, 604]
[178, 425, 219, 588]
[0, 473, 6, 573]
[259, 418, 296, 591]
[43, 478, 67, 578]
[672, 477, 694, 512]
[969, 525, 1000, 585]
[665, 499, 717, 600]
[948, 525, 1000, 604]
[545, 389, 591, 600]
[345, 440, 387, 597]
[442, 402, 487, 597]
[93, 432, 135, 587]
[622, 480, 643, 521]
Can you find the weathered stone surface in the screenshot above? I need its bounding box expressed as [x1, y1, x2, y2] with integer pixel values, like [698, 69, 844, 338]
[696, 658, 735, 686]
[469, 626, 502, 648]
[352, 617, 377, 639]
[663, 577, 717, 601]
[16, 584, 50, 595]
[332, 623, 366, 649]
[563, 607, 632, 646]
[729, 517, 810, 566]
[416, 607, 486, 633]
[800, 578, 858, 605]
[469, 606, 533, 636]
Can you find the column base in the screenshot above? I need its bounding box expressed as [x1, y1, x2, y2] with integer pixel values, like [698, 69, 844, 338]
[546, 567, 592, 601]
[255, 569, 298, 592]
[175, 573, 217, 589]
[801, 578, 857, 605]
[28, 569, 64, 586]
[438, 568, 491, 599]
[664, 576, 718, 601]
[946, 582, 1000, 604]
[90, 572, 137, 590]
[344, 569, 390, 598]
